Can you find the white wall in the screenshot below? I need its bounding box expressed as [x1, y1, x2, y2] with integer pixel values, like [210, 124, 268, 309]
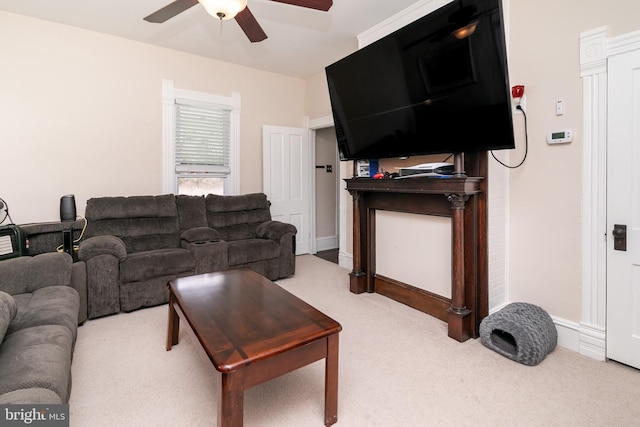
[0, 11, 306, 224]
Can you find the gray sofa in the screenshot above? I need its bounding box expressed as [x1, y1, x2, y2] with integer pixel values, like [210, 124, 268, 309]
[78, 193, 297, 319]
[0, 252, 85, 404]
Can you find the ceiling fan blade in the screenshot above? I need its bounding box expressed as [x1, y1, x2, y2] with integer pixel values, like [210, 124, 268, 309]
[144, 0, 199, 23]
[235, 7, 268, 43]
[269, 0, 333, 12]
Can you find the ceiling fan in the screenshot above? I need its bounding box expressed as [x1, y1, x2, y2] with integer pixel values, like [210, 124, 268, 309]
[144, 0, 333, 43]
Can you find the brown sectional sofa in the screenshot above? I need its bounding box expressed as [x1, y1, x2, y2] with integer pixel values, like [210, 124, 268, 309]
[78, 193, 297, 319]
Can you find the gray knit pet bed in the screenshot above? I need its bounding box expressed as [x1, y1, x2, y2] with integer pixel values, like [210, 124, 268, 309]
[479, 302, 557, 366]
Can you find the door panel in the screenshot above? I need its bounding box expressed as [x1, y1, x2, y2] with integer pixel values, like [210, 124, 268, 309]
[263, 125, 311, 255]
[607, 48, 640, 368]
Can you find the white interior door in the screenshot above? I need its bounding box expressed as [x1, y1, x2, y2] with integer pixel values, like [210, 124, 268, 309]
[606, 48, 640, 369]
[263, 125, 311, 255]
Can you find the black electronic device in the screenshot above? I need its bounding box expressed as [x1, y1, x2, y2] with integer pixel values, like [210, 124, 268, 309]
[62, 229, 73, 256]
[325, 0, 514, 161]
[60, 194, 76, 222]
[0, 225, 28, 261]
[398, 162, 455, 177]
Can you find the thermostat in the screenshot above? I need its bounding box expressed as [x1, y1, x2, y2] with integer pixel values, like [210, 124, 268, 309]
[547, 130, 573, 144]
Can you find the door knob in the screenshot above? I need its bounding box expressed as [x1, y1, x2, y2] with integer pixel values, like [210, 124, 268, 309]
[612, 224, 627, 251]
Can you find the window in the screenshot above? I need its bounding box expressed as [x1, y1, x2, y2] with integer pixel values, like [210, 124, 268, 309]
[162, 80, 240, 195]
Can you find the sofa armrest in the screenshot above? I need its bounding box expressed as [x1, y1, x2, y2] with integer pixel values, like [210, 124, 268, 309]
[71, 261, 88, 324]
[180, 228, 227, 275]
[256, 221, 297, 242]
[257, 221, 297, 278]
[78, 235, 127, 261]
[77, 236, 126, 319]
[180, 227, 220, 244]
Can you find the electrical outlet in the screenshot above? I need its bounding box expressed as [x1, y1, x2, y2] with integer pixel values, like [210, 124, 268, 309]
[513, 95, 526, 115]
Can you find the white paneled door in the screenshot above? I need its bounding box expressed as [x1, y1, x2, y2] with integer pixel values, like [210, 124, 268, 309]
[263, 125, 311, 255]
[607, 47, 640, 369]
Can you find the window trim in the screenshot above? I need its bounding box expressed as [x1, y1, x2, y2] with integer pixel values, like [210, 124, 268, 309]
[162, 79, 240, 195]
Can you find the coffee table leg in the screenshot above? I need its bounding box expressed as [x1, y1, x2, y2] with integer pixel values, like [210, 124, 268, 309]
[217, 370, 244, 427]
[324, 333, 339, 426]
[167, 292, 180, 351]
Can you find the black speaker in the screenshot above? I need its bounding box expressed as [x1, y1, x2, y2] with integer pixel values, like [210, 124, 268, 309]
[62, 229, 73, 255]
[60, 194, 76, 222]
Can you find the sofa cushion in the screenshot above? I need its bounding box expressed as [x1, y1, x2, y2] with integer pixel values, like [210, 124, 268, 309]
[176, 195, 207, 232]
[7, 287, 80, 342]
[86, 194, 177, 220]
[0, 291, 17, 343]
[120, 274, 181, 313]
[0, 325, 74, 403]
[85, 195, 181, 253]
[120, 248, 195, 283]
[180, 227, 220, 244]
[206, 193, 272, 241]
[0, 252, 72, 296]
[228, 239, 280, 266]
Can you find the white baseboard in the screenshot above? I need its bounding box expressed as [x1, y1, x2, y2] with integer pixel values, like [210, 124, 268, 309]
[316, 236, 339, 252]
[578, 322, 607, 361]
[338, 250, 353, 271]
[553, 316, 581, 353]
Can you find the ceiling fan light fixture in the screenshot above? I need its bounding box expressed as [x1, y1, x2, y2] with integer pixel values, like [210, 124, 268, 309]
[198, 0, 248, 20]
[452, 20, 478, 39]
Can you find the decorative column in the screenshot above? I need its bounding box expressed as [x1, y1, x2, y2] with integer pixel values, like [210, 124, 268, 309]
[446, 193, 472, 342]
[579, 26, 608, 361]
[348, 190, 368, 294]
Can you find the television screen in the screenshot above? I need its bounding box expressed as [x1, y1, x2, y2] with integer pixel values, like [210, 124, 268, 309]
[325, 0, 514, 161]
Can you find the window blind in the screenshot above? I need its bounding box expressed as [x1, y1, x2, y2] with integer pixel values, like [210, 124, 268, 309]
[175, 101, 231, 174]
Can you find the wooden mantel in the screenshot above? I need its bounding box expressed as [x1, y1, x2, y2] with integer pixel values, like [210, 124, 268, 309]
[345, 152, 488, 342]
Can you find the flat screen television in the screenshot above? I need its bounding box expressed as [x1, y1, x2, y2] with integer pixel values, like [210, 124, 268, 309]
[325, 0, 514, 161]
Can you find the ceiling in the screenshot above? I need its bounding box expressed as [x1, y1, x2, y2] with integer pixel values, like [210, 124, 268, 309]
[0, 0, 423, 78]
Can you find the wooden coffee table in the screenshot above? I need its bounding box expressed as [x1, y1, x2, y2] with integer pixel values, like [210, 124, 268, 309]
[167, 268, 342, 427]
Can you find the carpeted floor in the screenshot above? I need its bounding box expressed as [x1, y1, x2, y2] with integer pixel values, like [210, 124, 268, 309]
[69, 255, 640, 426]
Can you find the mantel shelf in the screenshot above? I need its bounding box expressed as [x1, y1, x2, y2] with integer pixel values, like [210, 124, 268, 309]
[345, 176, 483, 195]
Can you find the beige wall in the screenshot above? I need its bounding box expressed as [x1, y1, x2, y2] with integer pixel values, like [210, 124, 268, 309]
[0, 11, 305, 224]
[304, 71, 333, 120]
[507, 0, 640, 321]
[304, 0, 640, 325]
